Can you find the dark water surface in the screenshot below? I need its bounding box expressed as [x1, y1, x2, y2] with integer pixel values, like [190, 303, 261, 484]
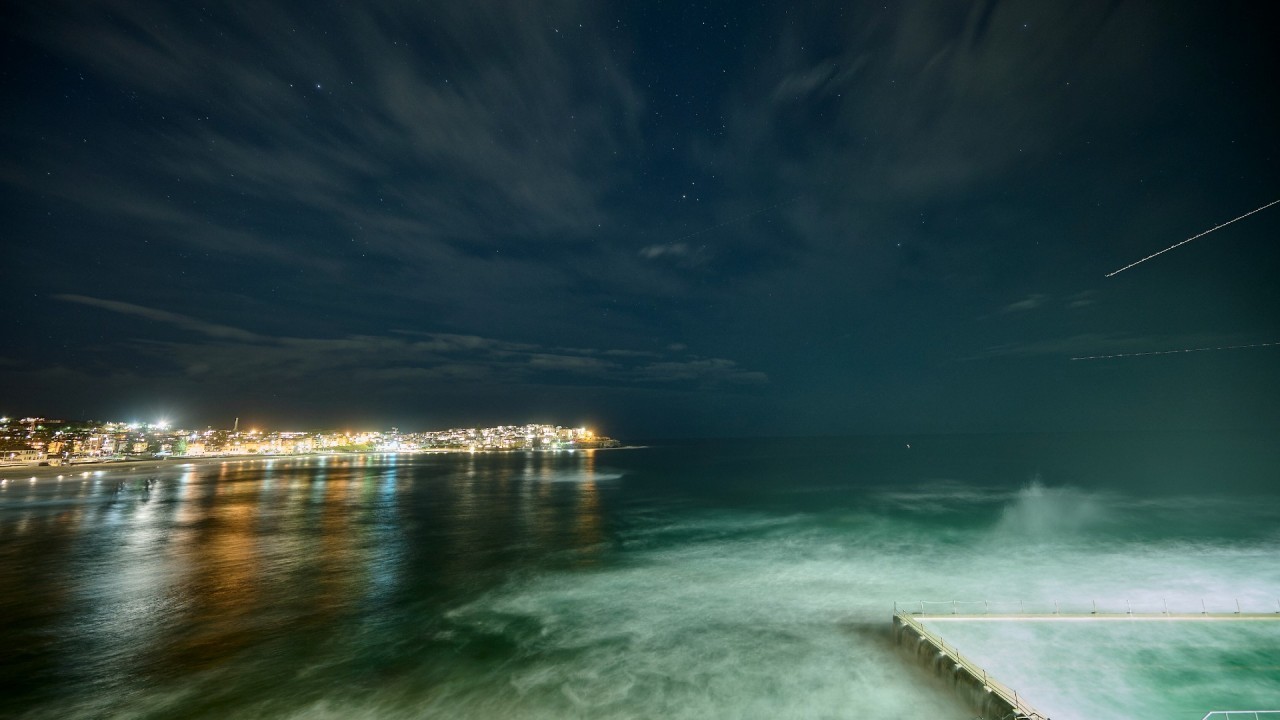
[2, 434, 1278, 719]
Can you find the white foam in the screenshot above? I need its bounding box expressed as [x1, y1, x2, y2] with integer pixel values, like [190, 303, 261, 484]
[433, 486, 1280, 718]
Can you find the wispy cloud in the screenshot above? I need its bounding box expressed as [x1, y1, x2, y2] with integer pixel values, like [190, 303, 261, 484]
[54, 295, 767, 390]
[54, 294, 263, 342]
[740, 3, 1153, 199]
[1065, 290, 1098, 309]
[634, 358, 768, 385]
[999, 293, 1049, 313]
[639, 243, 691, 260]
[7, 0, 645, 303]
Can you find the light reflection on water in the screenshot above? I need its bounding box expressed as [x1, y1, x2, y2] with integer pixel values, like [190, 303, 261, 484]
[1, 437, 1278, 719]
[0, 451, 621, 717]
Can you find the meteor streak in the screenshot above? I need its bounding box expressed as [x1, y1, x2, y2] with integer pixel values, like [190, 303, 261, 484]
[1071, 341, 1280, 361]
[1105, 198, 1280, 277]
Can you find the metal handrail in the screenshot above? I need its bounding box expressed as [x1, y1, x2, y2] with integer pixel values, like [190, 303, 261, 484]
[1201, 712, 1280, 720]
[895, 611, 1049, 720]
[894, 597, 1280, 616]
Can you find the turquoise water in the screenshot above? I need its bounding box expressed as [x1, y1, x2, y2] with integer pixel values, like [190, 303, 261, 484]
[1, 434, 1278, 718]
[920, 618, 1280, 720]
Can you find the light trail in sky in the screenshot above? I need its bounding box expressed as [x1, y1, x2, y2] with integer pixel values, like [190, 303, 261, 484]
[1071, 341, 1280, 361]
[669, 196, 801, 244]
[1105, 198, 1280, 277]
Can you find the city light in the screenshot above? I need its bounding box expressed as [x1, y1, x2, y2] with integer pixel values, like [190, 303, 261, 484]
[0, 417, 618, 467]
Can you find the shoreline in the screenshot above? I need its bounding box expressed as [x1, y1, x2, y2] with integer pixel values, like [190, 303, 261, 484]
[0, 446, 643, 482]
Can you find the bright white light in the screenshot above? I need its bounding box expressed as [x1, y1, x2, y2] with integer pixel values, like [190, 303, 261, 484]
[1107, 197, 1280, 277]
[1072, 341, 1280, 361]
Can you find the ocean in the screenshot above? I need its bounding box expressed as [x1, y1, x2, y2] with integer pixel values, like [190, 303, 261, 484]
[2, 433, 1278, 719]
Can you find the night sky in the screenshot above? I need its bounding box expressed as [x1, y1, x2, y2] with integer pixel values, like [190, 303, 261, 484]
[2, 1, 1277, 438]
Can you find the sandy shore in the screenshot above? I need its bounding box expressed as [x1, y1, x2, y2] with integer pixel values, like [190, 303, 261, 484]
[0, 454, 300, 482]
[0, 446, 642, 482]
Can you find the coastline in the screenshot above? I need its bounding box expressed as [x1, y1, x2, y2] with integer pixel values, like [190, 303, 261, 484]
[0, 445, 643, 482]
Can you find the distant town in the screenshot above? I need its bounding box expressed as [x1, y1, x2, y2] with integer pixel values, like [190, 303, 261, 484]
[0, 416, 620, 466]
